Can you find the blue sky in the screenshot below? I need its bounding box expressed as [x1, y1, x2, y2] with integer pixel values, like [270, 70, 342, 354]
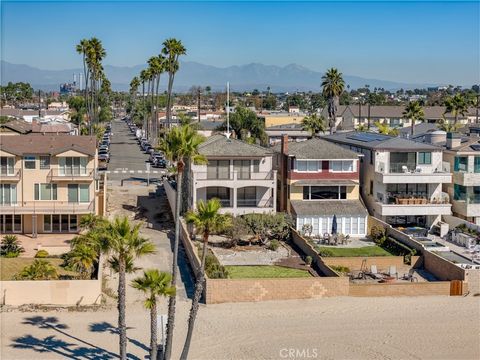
[1, 1, 479, 85]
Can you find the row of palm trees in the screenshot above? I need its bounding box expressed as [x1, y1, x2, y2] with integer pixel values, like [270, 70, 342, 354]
[76, 37, 109, 134]
[129, 38, 187, 145]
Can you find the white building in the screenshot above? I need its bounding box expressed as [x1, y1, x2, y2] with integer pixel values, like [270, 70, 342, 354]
[324, 131, 452, 229]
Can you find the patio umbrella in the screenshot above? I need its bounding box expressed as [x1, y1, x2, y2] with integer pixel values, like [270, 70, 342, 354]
[331, 215, 338, 235]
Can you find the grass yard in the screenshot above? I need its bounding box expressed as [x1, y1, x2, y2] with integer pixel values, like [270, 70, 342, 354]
[0, 257, 78, 280]
[225, 265, 312, 279]
[317, 245, 393, 257]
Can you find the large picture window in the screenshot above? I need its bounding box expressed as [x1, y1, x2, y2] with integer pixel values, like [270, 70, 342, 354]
[34, 184, 57, 200]
[295, 160, 320, 172]
[206, 187, 231, 207]
[303, 186, 347, 200]
[207, 160, 230, 179]
[0, 157, 14, 175]
[237, 187, 257, 207]
[43, 214, 78, 232]
[68, 184, 90, 203]
[330, 160, 353, 172]
[59, 157, 88, 175]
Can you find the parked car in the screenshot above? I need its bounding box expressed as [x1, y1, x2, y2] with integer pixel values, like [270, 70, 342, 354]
[149, 152, 163, 163]
[98, 151, 110, 162]
[152, 156, 167, 168]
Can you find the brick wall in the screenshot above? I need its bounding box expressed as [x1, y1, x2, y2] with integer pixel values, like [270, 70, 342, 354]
[349, 282, 451, 297]
[205, 277, 349, 304]
[423, 251, 465, 281]
[322, 256, 405, 272]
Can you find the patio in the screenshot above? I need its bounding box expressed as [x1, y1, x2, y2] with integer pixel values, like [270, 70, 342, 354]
[9, 233, 76, 257]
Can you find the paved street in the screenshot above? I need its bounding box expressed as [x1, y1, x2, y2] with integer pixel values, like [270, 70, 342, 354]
[105, 119, 164, 182]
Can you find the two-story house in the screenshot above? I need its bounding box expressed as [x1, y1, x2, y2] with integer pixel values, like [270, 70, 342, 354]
[0, 134, 99, 236]
[189, 134, 277, 216]
[323, 131, 452, 229]
[274, 136, 368, 237]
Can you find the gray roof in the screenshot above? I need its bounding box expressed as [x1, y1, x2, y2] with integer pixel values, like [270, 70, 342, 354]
[198, 134, 272, 157]
[272, 137, 359, 160]
[398, 123, 439, 136]
[0, 134, 96, 156]
[323, 131, 441, 152]
[291, 200, 368, 216]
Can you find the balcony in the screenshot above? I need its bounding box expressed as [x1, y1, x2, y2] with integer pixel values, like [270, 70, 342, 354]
[373, 192, 451, 217]
[452, 196, 480, 218]
[0, 200, 95, 214]
[48, 168, 95, 182]
[0, 169, 21, 182]
[194, 170, 276, 188]
[375, 161, 452, 184]
[218, 196, 275, 216]
[453, 171, 480, 187]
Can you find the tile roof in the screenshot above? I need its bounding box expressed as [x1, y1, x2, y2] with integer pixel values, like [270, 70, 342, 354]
[198, 134, 272, 157]
[290, 200, 368, 216]
[0, 119, 32, 134]
[272, 137, 359, 159]
[0, 134, 96, 156]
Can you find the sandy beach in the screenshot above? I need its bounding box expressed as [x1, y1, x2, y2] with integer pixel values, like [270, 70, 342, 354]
[1, 295, 479, 360]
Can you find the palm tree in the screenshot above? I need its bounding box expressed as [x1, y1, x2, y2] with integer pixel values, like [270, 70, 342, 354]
[108, 217, 156, 360]
[321, 68, 345, 134]
[180, 199, 230, 359]
[129, 76, 140, 114]
[140, 69, 150, 139]
[0, 234, 25, 256]
[148, 55, 166, 143]
[76, 39, 91, 129]
[403, 101, 425, 136]
[157, 125, 206, 360]
[444, 93, 469, 126]
[162, 38, 187, 128]
[437, 117, 460, 132]
[68, 243, 98, 279]
[374, 121, 398, 136]
[301, 114, 327, 137]
[16, 260, 59, 280]
[131, 270, 176, 360]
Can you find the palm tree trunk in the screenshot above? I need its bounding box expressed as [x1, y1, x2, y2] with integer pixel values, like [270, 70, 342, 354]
[150, 300, 158, 360]
[155, 75, 161, 139]
[165, 73, 174, 128]
[164, 164, 183, 360]
[150, 76, 155, 144]
[180, 233, 208, 360]
[411, 118, 415, 137]
[118, 257, 127, 360]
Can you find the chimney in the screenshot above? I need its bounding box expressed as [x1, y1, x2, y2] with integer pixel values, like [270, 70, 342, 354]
[426, 130, 447, 145]
[446, 132, 461, 149]
[281, 134, 288, 155]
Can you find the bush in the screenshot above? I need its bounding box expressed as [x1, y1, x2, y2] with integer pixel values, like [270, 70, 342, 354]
[267, 240, 280, 251]
[4, 251, 20, 258]
[205, 253, 229, 279]
[318, 248, 335, 257]
[0, 235, 24, 257]
[330, 265, 350, 275]
[242, 213, 293, 243]
[305, 256, 313, 266]
[370, 225, 387, 246]
[15, 259, 59, 280]
[381, 237, 416, 263]
[35, 250, 49, 258]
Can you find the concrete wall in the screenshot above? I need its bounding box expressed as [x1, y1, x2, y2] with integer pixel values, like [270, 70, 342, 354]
[163, 178, 177, 217]
[443, 215, 480, 233]
[423, 251, 466, 281]
[368, 216, 425, 252]
[349, 282, 451, 297]
[322, 256, 405, 272]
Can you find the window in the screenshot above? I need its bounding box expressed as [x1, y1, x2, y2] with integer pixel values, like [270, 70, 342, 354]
[34, 184, 57, 200]
[24, 155, 36, 169]
[473, 187, 480, 204]
[44, 214, 78, 232]
[0, 184, 17, 205]
[303, 186, 347, 200]
[0, 157, 14, 175]
[234, 160, 251, 179]
[237, 187, 257, 207]
[40, 156, 51, 169]
[418, 152, 432, 165]
[330, 160, 353, 172]
[0, 214, 22, 233]
[474, 157, 480, 173]
[206, 187, 231, 207]
[454, 184, 467, 201]
[59, 157, 87, 175]
[207, 160, 230, 179]
[68, 184, 90, 203]
[295, 160, 320, 172]
[253, 160, 260, 173]
[454, 156, 468, 172]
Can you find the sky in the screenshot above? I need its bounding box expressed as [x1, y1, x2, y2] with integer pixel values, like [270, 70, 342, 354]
[1, 0, 479, 85]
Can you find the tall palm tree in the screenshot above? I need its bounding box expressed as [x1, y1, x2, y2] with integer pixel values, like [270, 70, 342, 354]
[148, 55, 165, 143]
[140, 69, 150, 139]
[129, 76, 140, 113]
[180, 199, 230, 359]
[321, 68, 345, 134]
[162, 38, 187, 128]
[158, 125, 206, 360]
[131, 270, 176, 360]
[403, 101, 425, 136]
[108, 217, 156, 360]
[444, 93, 469, 126]
[301, 114, 327, 137]
[76, 39, 91, 129]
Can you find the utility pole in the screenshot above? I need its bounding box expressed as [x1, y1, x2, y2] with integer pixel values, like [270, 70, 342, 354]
[197, 87, 201, 123]
[38, 90, 41, 118]
[367, 102, 371, 130]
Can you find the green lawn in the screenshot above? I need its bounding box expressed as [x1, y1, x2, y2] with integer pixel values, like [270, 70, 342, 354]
[225, 265, 312, 279]
[317, 246, 392, 257]
[0, 257, 78, 280]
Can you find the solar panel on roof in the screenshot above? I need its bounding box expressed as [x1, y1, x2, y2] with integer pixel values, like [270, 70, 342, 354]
[347, 133, 390, 142]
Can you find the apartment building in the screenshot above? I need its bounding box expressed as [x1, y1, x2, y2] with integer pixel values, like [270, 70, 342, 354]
[323, 131, 452, 229]
[0, 134, 99, 236]
[274, 136, 368, 237]
[189, 134, 277, 216]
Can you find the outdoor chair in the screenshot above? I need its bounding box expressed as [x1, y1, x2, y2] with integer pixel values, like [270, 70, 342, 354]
[388, 265, 398, 279]
[401, 269, 418, 282]
[369, 265, 384, 280]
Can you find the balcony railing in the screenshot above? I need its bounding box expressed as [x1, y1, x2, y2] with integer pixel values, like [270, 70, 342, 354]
[0, 200, 94, 213]
[195, 171, 275, 181]
[377, 162, 450, 174]
[0, 169, 21, 181]
[48, 168, 95, 181]
[376, 192, 450, 205]
[454, 195, 480, 205]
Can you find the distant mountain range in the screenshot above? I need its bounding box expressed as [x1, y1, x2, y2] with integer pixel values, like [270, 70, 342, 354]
[1, 60, 440, 92]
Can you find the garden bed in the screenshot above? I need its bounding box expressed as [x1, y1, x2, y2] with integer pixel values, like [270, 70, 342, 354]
[316, 245, 392, 257]
[0, 257, 78, 281]
[225, 265, 312, 279]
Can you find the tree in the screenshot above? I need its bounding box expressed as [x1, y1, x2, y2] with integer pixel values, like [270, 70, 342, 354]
[301, 114, 327, 137]
[374, 121, 398, 136]
[403, 101, 425, 136]
[181, 199, 231, 359]
[108, 217, 156, 360]
[162, 38, 187, 128]
[0, 234, 25, 257]
[67, 243, 98, 279]
[158, 125, 206, 360]
[224, 106, 267, 144]
[131, 270, 176, 360]
[321, 68, 345, 134]
[437, 118, 460, 132]
[16, 260, 59, 280]
[444, 93, 469, 126]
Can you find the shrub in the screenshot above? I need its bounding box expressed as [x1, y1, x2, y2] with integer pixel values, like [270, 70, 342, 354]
[242, 213, 293, 243]
[35, 249, 49, 258]
[381, 237, 416, 263]
[205, 253, 229, 279]
[224, 216, 249, 241]
[0, 235, 25, 257]
[305, 256, 313, 266]
[267, 240, 280, 251]
[302, 223, 313, 237]
[318, 248, 335, 257]
[330, 265, 350, 275]
[370, 225, 387, 246]
[15, 259, 59, 280]
[4, 251, 20, 258]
